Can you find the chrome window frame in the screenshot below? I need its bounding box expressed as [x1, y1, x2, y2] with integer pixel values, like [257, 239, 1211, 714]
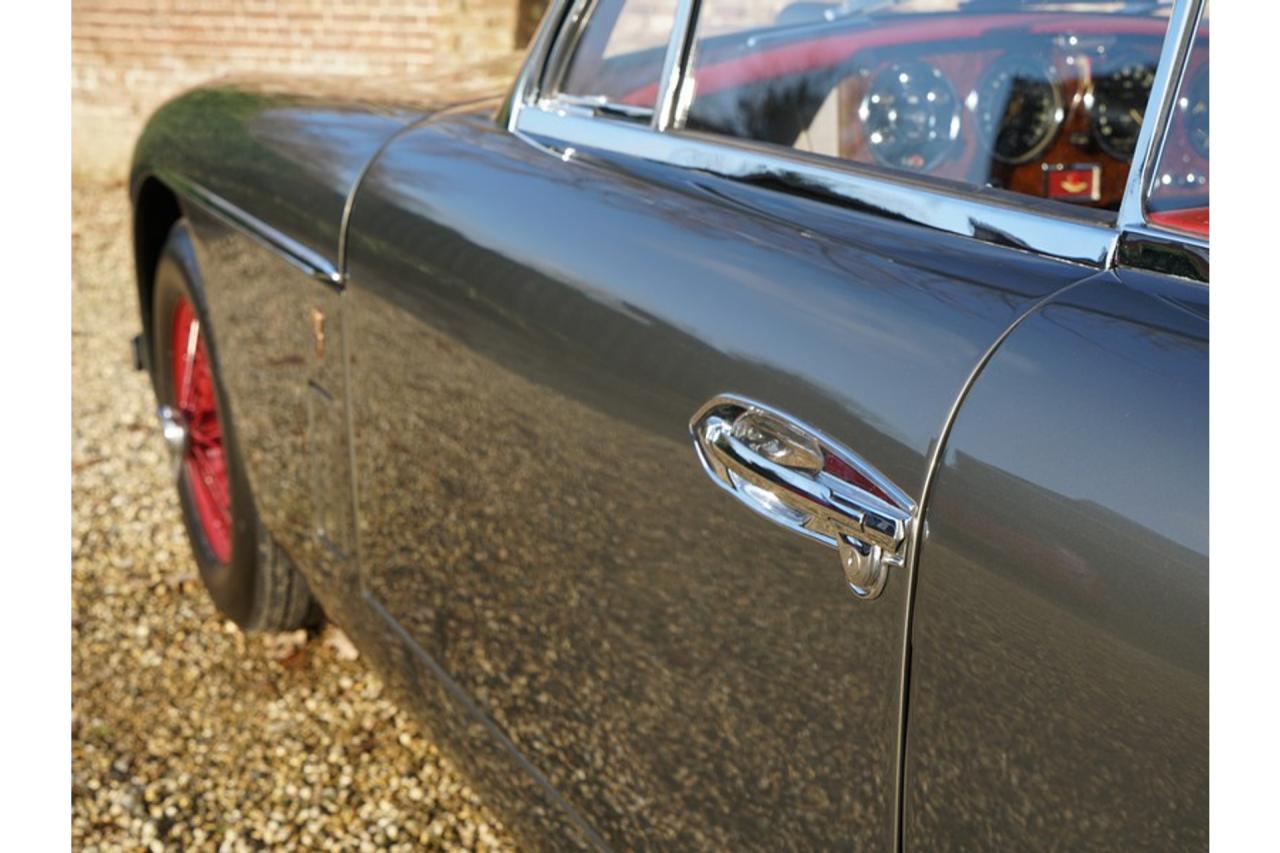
[1119, 0, 1209, 271]
[1118, 0, 1206, 230]
[509, 0, 1207, 278]
[653, 0, 701, 131]
[538, 0, 603, 102]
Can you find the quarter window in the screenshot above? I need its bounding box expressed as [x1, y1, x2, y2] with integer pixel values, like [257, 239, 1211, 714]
[680, 0, 1178, 215]
[1147, 4, 1209, 237]
[555, 0, 680, 111]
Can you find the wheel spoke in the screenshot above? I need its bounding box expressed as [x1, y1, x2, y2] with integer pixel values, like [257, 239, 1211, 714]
[178, 318, 200, 413]
[171, 296, 232, 563]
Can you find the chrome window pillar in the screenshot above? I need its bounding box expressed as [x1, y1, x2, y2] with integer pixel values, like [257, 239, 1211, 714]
[652, 0, 702, 131]
[1116, 0, 1206, 232]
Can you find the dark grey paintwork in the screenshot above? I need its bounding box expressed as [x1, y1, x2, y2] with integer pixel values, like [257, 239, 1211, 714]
[337, 105, 1088, 848]
[132, 79, 421, 265]
[127, 41, 1208, 853]
[903, 270, 1208, 850]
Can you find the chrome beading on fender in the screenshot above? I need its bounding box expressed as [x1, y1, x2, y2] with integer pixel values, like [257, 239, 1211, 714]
[166, 174, 344, 288]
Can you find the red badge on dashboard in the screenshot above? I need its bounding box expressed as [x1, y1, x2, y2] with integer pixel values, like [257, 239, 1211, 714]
[1043, 164, 1102, 203]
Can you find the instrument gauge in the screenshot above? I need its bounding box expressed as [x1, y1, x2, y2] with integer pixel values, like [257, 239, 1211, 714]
[1089, 55, 1157, 160]
[971, 56, 1063, 165]
[859, 61, 960, 172]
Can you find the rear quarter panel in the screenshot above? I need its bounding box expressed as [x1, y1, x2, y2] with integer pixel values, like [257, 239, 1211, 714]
[904, 270, 1208, 850]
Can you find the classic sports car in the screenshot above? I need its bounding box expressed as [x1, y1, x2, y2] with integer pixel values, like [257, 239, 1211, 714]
[129, 0, 1208, 848]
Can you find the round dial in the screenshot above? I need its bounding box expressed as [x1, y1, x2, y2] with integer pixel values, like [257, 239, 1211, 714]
[972, 56, 1063, 164]
[1183, 67, 1209, 158]
[1090, 55, 1157, 160]
[859, 61, 960, 171]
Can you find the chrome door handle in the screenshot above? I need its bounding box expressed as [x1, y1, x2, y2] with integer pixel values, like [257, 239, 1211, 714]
[690, 395, 915, 599]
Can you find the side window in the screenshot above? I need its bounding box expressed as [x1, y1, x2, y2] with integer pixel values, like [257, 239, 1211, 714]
[554, 0, 680, 111]
[1148, 5, 1209, 236]
[682, 0, 1177, 214]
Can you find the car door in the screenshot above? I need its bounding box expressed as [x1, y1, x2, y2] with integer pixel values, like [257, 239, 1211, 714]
[338, 0, 1180, 847]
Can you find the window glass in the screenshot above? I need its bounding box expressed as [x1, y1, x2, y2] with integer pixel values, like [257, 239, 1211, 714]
[683, 0, 1178, 214]
[558, 0, 680, 108]
[1148, 5, 1208, 236]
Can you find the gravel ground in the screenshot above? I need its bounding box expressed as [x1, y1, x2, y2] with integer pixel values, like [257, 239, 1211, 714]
[71, 178, 513, 852]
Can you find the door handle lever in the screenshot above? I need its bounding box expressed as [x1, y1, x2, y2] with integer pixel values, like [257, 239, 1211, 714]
[690, 395, 915, 599]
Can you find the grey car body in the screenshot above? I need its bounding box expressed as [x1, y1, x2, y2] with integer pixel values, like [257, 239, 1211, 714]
[128, 0, 1208, 848]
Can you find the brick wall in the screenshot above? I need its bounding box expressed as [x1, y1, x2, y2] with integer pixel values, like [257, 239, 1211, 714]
[72, 0, 528, 177]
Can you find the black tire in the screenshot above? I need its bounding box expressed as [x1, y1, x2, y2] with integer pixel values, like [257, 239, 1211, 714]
[151, 219, 320, 632]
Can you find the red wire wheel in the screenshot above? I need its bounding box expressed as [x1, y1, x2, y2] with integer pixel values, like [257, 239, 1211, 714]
[170, 296, 233, 563]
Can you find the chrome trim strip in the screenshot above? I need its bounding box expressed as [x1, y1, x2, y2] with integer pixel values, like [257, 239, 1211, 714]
[167, 175, 343, 287]
[1115, 224, 1209, 283]
[653, 0, 702, 131]
[892, 273, 1096, 852]
[1123, 222, 1209, 257]
[1116, 0, 1204, 231]
[551, 92, 655, 120]
[517, 105, 1116, 265]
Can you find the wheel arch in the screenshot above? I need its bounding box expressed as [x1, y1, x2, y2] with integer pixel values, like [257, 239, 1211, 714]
[132, 175, 184, 381]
